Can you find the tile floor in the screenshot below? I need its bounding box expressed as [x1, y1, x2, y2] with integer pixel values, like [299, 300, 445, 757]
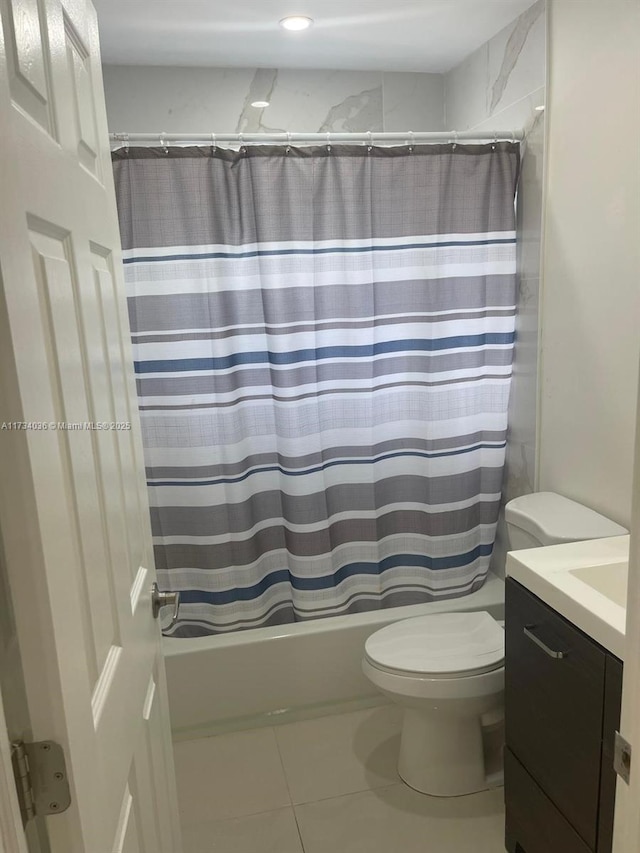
[173, 704, 506, 853]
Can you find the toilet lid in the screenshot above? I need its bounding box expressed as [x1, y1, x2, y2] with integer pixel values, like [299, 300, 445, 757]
[364, 611, 504, 676]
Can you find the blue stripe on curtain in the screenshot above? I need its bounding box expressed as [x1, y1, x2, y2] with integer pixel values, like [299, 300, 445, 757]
[178, 545, 496, 606]
[134, 334, 516, 374]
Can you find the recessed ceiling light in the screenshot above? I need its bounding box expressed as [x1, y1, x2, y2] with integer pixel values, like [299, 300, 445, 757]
[280, 15, 313, 31]
[251, 100, 270, 108]
[535, 105, 545, 111]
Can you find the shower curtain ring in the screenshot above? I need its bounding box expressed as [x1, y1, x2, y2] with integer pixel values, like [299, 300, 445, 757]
[408, 130, 415, 153]
[160, 132, 168, 154]
[211, 132, 217, 154]
[326, 131, 331, 153]
[367, 130, 373, 153]
[492, 131, 497, 150]
[239, 132, 246, 154]
[286, 131, 291, 155]
[452, 130, 458, 150]
[123, 132, 129, 154]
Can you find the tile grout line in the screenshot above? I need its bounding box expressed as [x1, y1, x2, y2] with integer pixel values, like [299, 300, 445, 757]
[294, 781, 402, 811]
[271, 705, 404, 807]
[272, 725, 308, 852]
[174, 728, 300, 827]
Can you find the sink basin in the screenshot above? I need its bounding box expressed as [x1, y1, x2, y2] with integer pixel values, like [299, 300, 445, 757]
[569, 563, 628, 608]
[506, 536, 629, 658]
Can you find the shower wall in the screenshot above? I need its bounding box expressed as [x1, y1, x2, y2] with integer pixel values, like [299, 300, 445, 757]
[444, 0, 545, 133]
[102, 66, 445, 133]
[444, 0, 546, 576]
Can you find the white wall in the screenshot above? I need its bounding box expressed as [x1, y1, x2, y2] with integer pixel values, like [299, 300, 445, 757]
[102, 66, 445, 133]
[538, 0, 640, 529]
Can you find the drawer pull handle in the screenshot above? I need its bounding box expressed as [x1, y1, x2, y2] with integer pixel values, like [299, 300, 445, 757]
[523, 626, 567, 659]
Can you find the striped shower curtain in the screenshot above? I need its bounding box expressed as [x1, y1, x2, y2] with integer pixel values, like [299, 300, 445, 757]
[112, 143, 520, 636]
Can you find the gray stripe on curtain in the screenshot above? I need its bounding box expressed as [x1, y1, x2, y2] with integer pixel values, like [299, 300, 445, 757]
[128, 277, 517, 333]
[150, 470, 505, 535]
[154, 503, 503, 572]
[113, 143, 519, 249]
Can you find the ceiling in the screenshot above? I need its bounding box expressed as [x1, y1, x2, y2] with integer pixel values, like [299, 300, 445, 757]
[94, 0, 539, 73]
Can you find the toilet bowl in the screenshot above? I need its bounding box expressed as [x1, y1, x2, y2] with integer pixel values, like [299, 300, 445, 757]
[362, 610, 504, 797]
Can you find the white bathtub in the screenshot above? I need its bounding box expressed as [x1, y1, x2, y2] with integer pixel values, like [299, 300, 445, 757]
[164, 573, 505, 740]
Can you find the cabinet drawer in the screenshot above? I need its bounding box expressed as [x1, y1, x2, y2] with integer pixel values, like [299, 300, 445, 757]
[505, 748, 592, 853]
[505, 579, 606, 849]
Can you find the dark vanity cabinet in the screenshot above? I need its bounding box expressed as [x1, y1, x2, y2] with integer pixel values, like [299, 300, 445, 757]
[505, 578, 623, 853]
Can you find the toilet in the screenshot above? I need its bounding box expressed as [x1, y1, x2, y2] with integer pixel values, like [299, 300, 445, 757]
[362, 491, 628, 797]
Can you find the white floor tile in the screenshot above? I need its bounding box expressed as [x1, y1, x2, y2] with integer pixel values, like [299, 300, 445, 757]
[181, 807, 304, 853]
[275, 705, 402, 804]
[173, 729, 291, 823]
[295, 784, 506, 853]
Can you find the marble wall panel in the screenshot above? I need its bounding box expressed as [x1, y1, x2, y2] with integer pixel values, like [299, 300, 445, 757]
[382, 72, 445, 132]
[445, 0, 545, 132]
[103, 66, 445, 133]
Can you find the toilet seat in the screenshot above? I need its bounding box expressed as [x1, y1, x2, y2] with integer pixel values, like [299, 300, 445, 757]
[365, 657, 503, 680]
[364, 611, 504, 679]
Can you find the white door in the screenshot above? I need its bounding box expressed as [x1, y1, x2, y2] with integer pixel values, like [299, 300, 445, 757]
[0, 0, 182, 851]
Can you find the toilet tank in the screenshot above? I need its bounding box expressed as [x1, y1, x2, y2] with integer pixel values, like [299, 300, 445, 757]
[505, 492, 628, 549]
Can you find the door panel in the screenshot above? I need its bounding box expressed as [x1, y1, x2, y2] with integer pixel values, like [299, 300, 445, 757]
[113, 785, 142, 853]
[0, 0, 56, 135]
[63, 11, 100, 177]
[29, 223, 117, 686]
[0, 1, 182, 851]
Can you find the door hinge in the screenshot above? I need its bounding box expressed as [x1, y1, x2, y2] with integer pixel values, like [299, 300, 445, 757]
[11, 741, 71, 826]
[614, 731, 632, 785]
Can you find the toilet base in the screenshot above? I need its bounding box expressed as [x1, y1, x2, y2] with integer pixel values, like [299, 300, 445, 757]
[397, 706, 503, 797]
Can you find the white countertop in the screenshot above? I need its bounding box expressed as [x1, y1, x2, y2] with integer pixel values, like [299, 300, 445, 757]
[505, 536, 629, 660]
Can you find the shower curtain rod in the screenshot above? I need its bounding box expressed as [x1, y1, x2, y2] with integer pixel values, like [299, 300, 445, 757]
[109, 129, 524, 148]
